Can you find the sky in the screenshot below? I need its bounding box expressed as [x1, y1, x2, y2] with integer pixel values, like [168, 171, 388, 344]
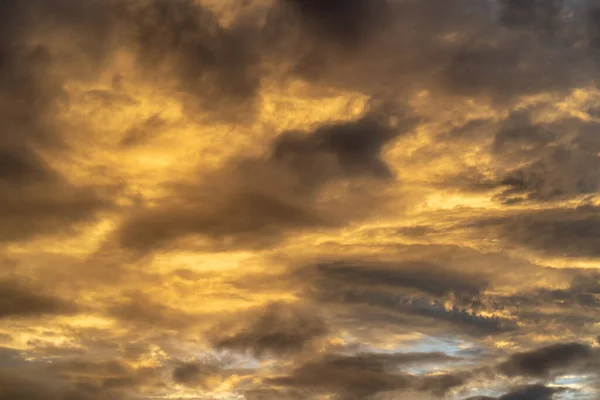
[2, 0, 600, 399]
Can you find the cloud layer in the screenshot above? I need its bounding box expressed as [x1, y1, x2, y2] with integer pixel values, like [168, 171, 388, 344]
[1, 0, 600, 399]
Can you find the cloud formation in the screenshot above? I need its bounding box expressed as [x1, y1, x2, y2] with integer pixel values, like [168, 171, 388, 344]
[1, 1, 600, 400]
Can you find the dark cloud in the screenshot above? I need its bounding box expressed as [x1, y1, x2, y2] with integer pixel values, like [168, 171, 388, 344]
[308, 351, 459, 371]
[276, 0, 594, 104]
[281, 0, 390, 48]
[171, 359, 253, 390]
[267, 350, 467, 400]
[271, 0, 586, 106]
[499, 0, 565, 35]
[498, 342, 593, 378]
[0, 145, 56, 184]
[463, 384, 566, 400]
[481, 270, 600, 333]
[271, 115, 397, 181]
[43, 357, 164, 394]
[132, 0, 261, 119]
[2, 0, 600, 399]
[210, 302, 328, 357]
[498, 384, 566, 400]
[475, 206, 600, 258]
[116, 113, 411, 251]
[172, 361, 221, 388]
[488, 111, 600, 202]
[587, 4, 600, 52]
[0, 347, 26, 368]
[0, 279, 75, 319]
[295, 259, 514, 336]
[108, 292, 195, 329]
[119, 114, 166, 147]
[0, 1, 114, 243]
[329, 288, 512, 335]
[443, 35, 578, 103]
[0, 179, 111, 243]
[441, 106, 600, 204]
[309, 261, 486, 300]
[2, 0, 263, 121]
[420, 372, 469, 397]
[0, 368, 123, 400]
[540, 271, 600, 308]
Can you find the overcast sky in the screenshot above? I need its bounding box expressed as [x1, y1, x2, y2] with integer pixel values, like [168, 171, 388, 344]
[1, 1, 600, 399]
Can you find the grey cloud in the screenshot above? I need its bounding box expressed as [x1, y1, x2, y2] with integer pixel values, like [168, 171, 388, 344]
[497, 342, 593, 378]
[2, 0, 262, 121]
[440, 106, 600, 204]
[296, 260, 514, 336]
[132, 0, 261, 119]
[486, 271, 600, 330]
[243, 388, 307, 400]
[0, 347, 26, 368]
[280, 0, 390, 49]
[318, 286, 513, 336]
[442, 34, 579, 104]
[210, 302, 328, 357]
[499, 0, 566, 36]
[0, 368, 123, 400]
[267, 351, 467, 400]
[44, 358, 165, 394]
[0, 279, 76, 319]
[476, 206, 600, 258]
[587, 4, 600, 53]
[119, 114, 166, 147]
[0, 180, 110, 243]
[279, 0, 595, 105]
[309, 261, 486, 300]
[108, 292, 195, 329]
[0, 1, 114, 243]
[116, 113, 411, 251]
[498, 384, 567, 400]
[171, 359, 253, 389]
[172, 361, 221, 388]
[0, 145, 57, 184]
[271, 115, 398, 181]
[489, 111, 600, 202]
[431, 110, 600, 201]
[463, 384, 565, 400]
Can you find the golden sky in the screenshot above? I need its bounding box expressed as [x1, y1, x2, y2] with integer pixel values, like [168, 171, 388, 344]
[2, 0, 600, 399]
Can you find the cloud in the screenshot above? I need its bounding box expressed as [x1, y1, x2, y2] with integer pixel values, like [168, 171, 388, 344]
[498, 0, 565, 35]
[0, 1, 114, 244]
[475, 206, 600, 258]
[309, 261, 486, 300]
[108, 291, 196, 329]
[209, 302, 328, 357]
[0, 368, 122, 400]
[2, 0, 600, 399]
[266, 350, 467, 400]
[0, 279, 76, 319]
[131, 0, 261, 119]
[486, 110, 600, 202]
[116, 112, 412, 251]
[281, 0, 390, 48]
[498, 384, 566, 400]
[119, 114, 167, 147]
[271, 114, 399, 180]
[497, 342, 593, 378]
[171, 358, 253, 390]
[172, 360, 223, 389]
[295, 259, 514, 336]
